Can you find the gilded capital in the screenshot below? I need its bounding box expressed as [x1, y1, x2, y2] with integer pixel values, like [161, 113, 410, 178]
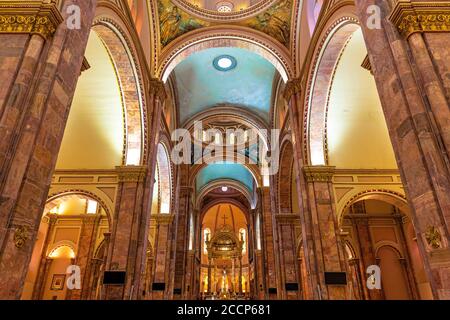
[149, 78, 167, 103]
[151, 214, 174, 225]
[283, 77, 302, 101]
[116, 165, 147, 183]
[0, 0, 63, 39]
[390, 1, 450, 39]
[303, 165, 335, 183]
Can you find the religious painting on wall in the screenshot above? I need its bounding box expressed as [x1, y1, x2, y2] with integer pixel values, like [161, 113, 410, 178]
[50, 274, 66, 291]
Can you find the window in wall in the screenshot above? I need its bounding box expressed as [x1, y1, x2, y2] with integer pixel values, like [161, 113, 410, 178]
[86, 199, 98, 214]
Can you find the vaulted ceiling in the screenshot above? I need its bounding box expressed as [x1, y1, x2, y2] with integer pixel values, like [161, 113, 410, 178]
[173, 47, 277, 125]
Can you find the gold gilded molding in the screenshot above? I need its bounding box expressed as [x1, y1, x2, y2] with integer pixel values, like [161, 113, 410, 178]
[0, 0, 63, 39]
[149, 78, 167, 102]
[151, 214, 174, 225]
[390, 1, 450, 39]
[303, 165, 335, 183]
[283, 77, 302, 101]
[14, 225, 29, 248]
[425, 225, 442, 249]
[116, 165, 147, 183]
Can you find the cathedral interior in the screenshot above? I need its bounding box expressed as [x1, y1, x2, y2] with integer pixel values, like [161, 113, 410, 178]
[0, 0, 449, 301]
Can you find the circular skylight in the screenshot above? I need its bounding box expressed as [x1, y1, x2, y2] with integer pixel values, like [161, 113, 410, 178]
[213, 55, 237, 71]
[221, 186, 229, 192]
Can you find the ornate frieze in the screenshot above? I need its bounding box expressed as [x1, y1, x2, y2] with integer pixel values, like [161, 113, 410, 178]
[116, 165, 147, 183]
[0, 0, 63, 39]
[14, 225, 29, 248]
[390, 1, 450, 39]
[303, 166, 335, 183]
[158, 0, 293, 47]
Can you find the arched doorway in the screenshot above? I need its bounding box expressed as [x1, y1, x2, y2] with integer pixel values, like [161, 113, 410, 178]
[340, 197, 432, 300]
[21, 193, 110, 300]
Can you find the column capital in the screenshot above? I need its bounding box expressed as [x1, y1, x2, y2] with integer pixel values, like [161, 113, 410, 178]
[0, 0, 63, 40]
[303, 165, 335, 183]
[151, 214, 174, 225]
[390, 1, 450, 39]
[116, 165, 147, 183]
[149, 78, 167, 102]
[283, 77, 302, 101]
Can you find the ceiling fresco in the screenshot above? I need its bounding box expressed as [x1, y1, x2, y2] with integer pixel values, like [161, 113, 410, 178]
[174, 47, 276, 124]
[158, 0, 293, 47]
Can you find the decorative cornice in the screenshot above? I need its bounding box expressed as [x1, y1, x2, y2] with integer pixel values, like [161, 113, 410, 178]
[116, 165, 147, 183]
[0, 0, 63, 40]
[390, 1, 450, 39]
[283, 77, 302, 101]
[303, 165, 335, 183]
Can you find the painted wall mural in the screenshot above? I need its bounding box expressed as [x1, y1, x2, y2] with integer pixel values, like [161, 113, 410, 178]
[158, 0, 293, 47]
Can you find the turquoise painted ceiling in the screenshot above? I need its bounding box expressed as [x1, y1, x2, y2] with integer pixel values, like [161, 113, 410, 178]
[174, 47, 276, 124]
[196, 162, 255, 193]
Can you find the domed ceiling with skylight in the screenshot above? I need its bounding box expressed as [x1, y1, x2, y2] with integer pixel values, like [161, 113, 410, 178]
[173, 47, 277, 124]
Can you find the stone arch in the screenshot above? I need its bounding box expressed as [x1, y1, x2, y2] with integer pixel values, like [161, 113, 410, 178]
[46, 189, 113, 226]
[158, 26, 293, 82]
[304, 16, 360, 165]
[196, 179, 254, 211]
[46, 241, 77, 258]
[90, 18, 146, 166]
[339, 189, 409, 225]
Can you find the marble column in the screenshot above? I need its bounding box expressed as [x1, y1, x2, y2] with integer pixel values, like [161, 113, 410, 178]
[303, 166, 352, 299]
[0, 0, 97, 299]
[31, 214, 58, 300]
[355, 0, 450, 299]
[67, 215, 101, 300]
[172, 177, 192, 299]
[352, 217, 383, 300]
[104, 80, 165, 300]
[276, 214, 301, 299]
[258, 187, 280, 299]
[150, 214, 174, 299]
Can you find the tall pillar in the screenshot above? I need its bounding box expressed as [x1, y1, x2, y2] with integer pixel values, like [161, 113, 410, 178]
[355, 0, 450, 299]
[303, 166, 352, 299]
[104, 166, 148, 300]
[352, 218, 383, 300]
[67, 215, 101, 300]
[104, 79, 165, 300]
[285, 79, 353, 300]
[172, 179, 192, 299]
[150, 214, 174, 299]
[31, 214, 58, 300]
[207, 258, 212, 293]
[258, 187, 279, 299]
[0, 0, 97, 299]
[276, 214, 301, 299]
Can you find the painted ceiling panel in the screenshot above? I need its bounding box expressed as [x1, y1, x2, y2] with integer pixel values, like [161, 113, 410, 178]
[196, 162, 255, 193]
[174, 47, 276, 124]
